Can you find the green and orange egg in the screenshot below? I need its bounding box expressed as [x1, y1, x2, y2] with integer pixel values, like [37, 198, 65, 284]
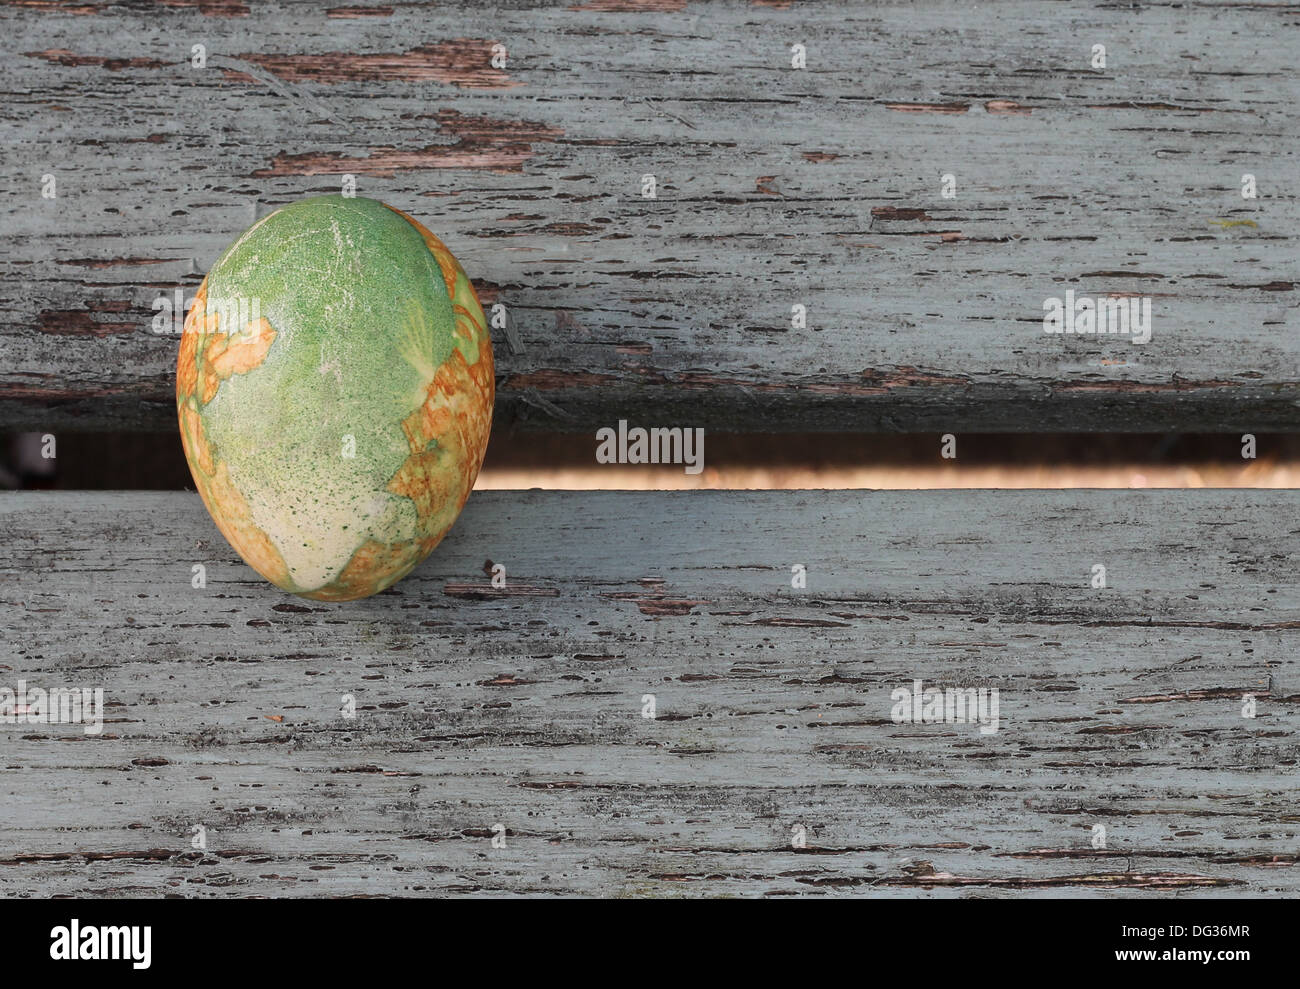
[176, 195, 493, 601]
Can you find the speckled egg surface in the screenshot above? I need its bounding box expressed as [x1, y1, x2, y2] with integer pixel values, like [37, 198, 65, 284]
[176, 195, 493, 601]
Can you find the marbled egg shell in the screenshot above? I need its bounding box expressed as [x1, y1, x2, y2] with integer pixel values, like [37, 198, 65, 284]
[176, 195, 494, 601]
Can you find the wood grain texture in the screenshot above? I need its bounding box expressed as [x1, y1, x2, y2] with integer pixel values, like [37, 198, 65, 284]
[2, 0, 1298, 432]
[1, 489, 1297, 897]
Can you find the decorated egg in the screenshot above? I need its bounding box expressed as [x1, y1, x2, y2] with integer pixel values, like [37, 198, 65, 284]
[176, 195, 494, 601]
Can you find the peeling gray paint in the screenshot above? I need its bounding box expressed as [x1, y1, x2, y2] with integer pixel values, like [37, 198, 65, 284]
[0, 490, 1296, 896]
[1, 0, 1296, 432]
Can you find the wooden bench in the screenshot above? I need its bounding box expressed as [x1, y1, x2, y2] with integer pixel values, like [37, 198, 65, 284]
[2, 0, 1296, 897]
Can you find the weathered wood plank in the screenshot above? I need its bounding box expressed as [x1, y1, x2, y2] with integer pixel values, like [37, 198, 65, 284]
[2, 0, 1298, 432]
[1, 489, 1297, 896]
